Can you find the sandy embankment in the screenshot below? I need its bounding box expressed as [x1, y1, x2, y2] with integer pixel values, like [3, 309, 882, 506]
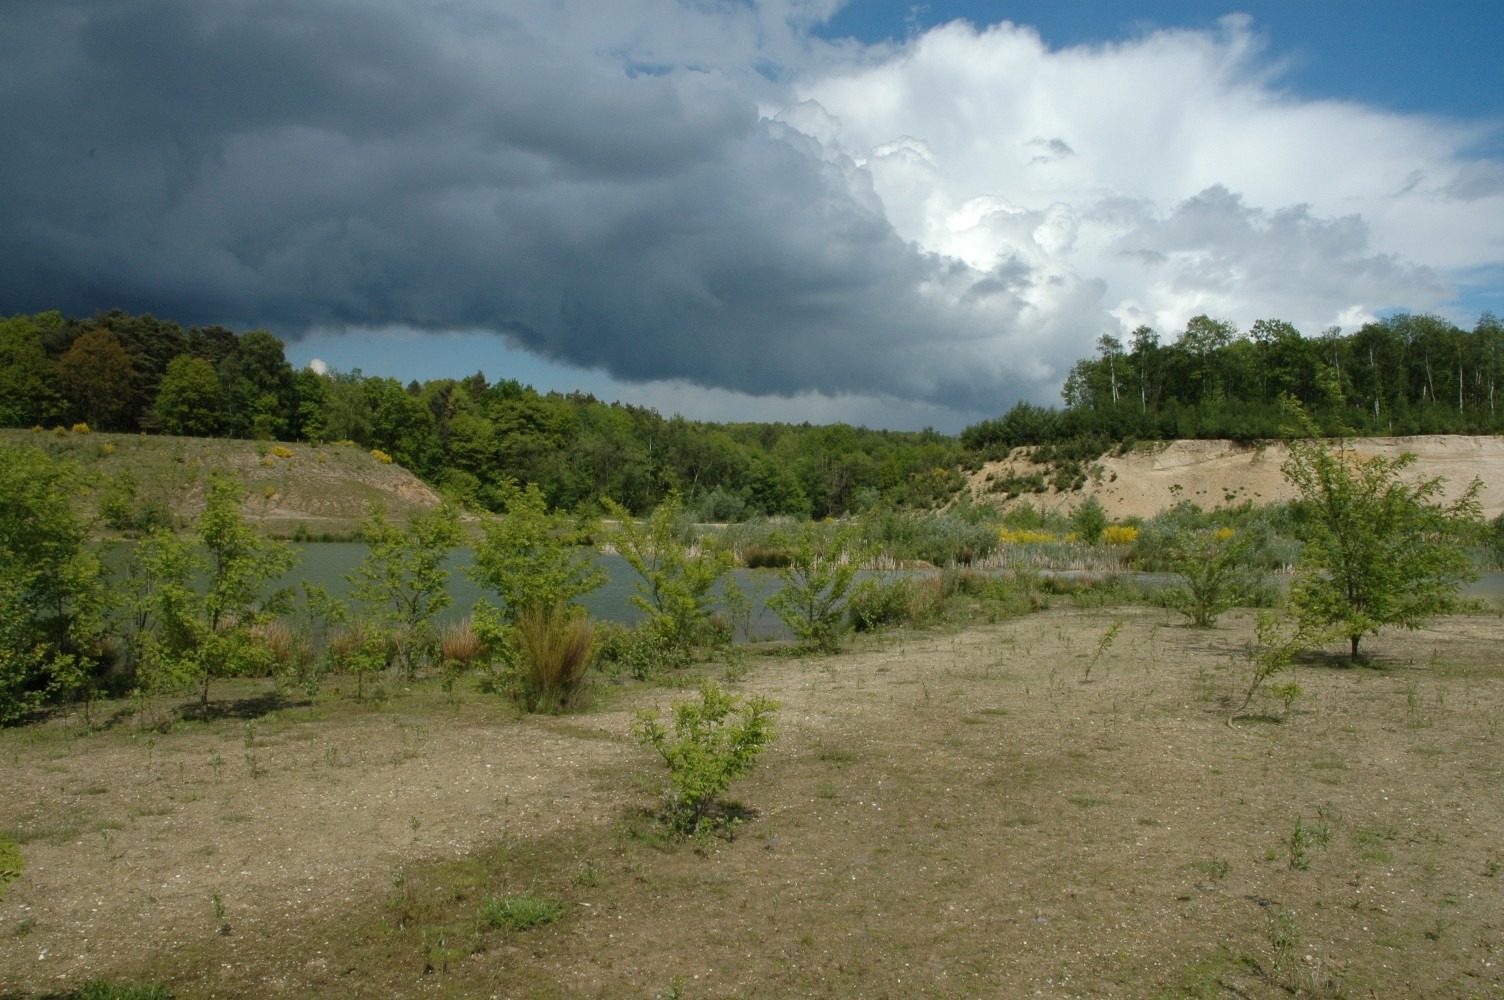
[967, 435, 1504, 521]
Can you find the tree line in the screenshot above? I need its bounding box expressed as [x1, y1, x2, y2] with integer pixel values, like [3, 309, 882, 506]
[963, 312, 1504, 452]
[0, 309, 964, 518]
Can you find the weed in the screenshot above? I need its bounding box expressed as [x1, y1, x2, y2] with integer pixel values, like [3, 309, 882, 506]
[479, 892, 565, 931]
[1193, 857, 1231, 880]
[1289, 817, 1314, 871]
[76, 982, 174, 1000]
[1082, 618, 1124, 683]
[212, 892, 230, 935]
[1265, 909, 1300, 977]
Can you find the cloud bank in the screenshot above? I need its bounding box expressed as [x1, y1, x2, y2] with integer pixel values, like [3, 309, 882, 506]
[1, 2, 1498, 421]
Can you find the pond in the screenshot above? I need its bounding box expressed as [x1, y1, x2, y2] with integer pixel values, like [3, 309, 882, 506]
[283, 544, 795, 640]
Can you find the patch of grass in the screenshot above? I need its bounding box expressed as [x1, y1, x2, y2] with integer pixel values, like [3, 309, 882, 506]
[1192, 857, 1231, 880]
[76, 982, 175, 1000]
[1069, 794, 1110, 809]
[479, 892, 566, 931]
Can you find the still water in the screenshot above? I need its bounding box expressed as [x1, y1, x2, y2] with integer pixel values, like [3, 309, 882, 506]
[283, 544, 793, 640]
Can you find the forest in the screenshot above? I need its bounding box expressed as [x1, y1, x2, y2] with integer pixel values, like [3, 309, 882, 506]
[964, 312, 1504, 453]
[3, 307, 1502, 519]
[0, 309, 963, 519]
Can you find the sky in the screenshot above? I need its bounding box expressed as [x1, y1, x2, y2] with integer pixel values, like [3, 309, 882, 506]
[2, 2, 1501, 432]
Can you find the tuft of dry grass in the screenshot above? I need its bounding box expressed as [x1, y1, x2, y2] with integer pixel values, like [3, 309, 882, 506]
[439, 617, 482, 667]
[514, 603, 595, 713]
[249, 620, 294, 664]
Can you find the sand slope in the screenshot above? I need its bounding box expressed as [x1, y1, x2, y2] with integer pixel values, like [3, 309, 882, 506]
[967, 435, 1504, 521]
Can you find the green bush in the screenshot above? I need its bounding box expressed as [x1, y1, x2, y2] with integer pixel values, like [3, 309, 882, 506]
[634, 680, 778, 836]
[848, 575, 916, 631]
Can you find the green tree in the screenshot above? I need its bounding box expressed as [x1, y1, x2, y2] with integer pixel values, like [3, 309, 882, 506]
[0, 312, 63, 427]
[346, 504, 461, 677]
[766, 523, 871, 654]
[154, 355, 223, 436]
[1146, 506, 1263, 628]
[137, 479, 297, 710]
[55, 327, 136, 430]
[602, 492, 735, 664]
[1283, 433, 1482, 660]
[219, 330, 295, 440]
[0, 447, 109, 722]
[468, 481, 605, 622]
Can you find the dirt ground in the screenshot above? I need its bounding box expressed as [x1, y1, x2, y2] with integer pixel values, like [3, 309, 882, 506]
[3, 608, 1503, 999]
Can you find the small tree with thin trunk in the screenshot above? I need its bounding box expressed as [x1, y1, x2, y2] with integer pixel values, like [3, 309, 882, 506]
[1283, 428, 1482, 661]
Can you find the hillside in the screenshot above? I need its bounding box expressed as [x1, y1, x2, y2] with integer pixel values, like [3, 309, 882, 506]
[967, 435, 1504, 521]
[1, 430, 444, 535]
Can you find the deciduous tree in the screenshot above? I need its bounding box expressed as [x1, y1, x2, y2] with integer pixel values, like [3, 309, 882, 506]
[1283, 431, 1482, 660]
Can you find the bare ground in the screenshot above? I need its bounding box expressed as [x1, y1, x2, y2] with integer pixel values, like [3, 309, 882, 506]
[3, 609, 1503, 999]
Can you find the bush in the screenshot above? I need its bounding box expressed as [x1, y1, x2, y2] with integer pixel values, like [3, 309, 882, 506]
[634, 680, 778, 836]
[848, 575, 913, 631]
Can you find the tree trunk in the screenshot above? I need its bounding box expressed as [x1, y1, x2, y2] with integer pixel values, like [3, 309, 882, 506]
[1350, 634, 1361, 661]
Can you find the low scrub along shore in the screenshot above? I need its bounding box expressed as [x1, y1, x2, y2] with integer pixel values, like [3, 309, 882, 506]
[3, 607, 1502, 999]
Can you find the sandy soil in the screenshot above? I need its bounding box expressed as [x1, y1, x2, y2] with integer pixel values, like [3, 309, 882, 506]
[968, 435, 1504, 521]
[3, 609, 1502, 999]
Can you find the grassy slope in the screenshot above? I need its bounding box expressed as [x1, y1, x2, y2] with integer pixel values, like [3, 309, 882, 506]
[0, 429, 443, 535]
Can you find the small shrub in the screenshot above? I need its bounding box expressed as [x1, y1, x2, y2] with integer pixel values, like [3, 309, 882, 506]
[479, 892, 565, 930]
[634, 680, 778, 836]
[269, 445, 293, 459]
[1101, 524, 1138, 545]
[370, 448, 393, 464]
[848, 576, 916, 631]
[71, 422, 90, 434]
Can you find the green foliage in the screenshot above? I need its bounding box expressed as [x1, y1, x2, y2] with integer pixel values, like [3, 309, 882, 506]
[468, 481, 605, 622]
[74, 982, 175, 1000]
[0, 446, 109, 721]
[848, 574, 919, 632]
[765, 523, 872, 653]
[346, 504, 461, 677]
[479, 892, 565, 931]
[602, 492, 735, 664]
[135, 478, 296, 710]
[153, 355, 222, 436]
[0, 833, 21, 900]
[633, 680, 779, 836]
[1283, 432, 1483, 659]
[1234, 611, 1329, 721]
[1070, 496, 1108, 544]
[1145, 506, 1264, 627]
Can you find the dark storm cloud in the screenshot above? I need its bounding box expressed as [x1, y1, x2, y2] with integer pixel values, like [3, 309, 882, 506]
[0, 0, 1045, 412]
